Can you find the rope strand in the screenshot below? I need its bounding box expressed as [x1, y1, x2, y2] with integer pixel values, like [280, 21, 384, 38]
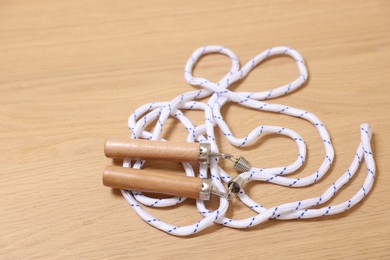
[121, 45, 376, 236]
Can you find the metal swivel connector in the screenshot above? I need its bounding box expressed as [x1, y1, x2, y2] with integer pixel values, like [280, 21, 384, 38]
[223, 154, 252, 173]
[227, 176, 245, 195]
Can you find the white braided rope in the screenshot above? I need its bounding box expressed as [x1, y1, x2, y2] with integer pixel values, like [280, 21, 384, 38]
[121, 45, 376, 236]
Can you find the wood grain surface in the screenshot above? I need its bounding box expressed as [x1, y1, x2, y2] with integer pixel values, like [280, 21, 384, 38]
[1, 0, 389, 259]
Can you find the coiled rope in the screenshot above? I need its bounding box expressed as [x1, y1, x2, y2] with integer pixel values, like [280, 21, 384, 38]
[121, 45, 376, 236]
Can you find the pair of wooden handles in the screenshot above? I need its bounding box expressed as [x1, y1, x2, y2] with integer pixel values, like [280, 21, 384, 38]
[103, 139, 207, 199]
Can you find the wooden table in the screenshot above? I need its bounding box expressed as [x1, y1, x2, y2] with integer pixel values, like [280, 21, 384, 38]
[1, 1, 389, 258]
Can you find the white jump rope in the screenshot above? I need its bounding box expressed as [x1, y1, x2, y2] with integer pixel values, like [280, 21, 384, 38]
[121, 45, 376, 236]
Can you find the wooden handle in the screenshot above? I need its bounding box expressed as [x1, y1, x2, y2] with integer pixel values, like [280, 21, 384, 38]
[103, 165, 202, 199]
[104, 139, 200, 162]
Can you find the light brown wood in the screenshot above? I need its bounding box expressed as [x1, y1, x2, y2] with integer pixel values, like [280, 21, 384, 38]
[103, 165, 202, 199]
[104, 139, 200, 161]
[1, 0, 390, 259]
